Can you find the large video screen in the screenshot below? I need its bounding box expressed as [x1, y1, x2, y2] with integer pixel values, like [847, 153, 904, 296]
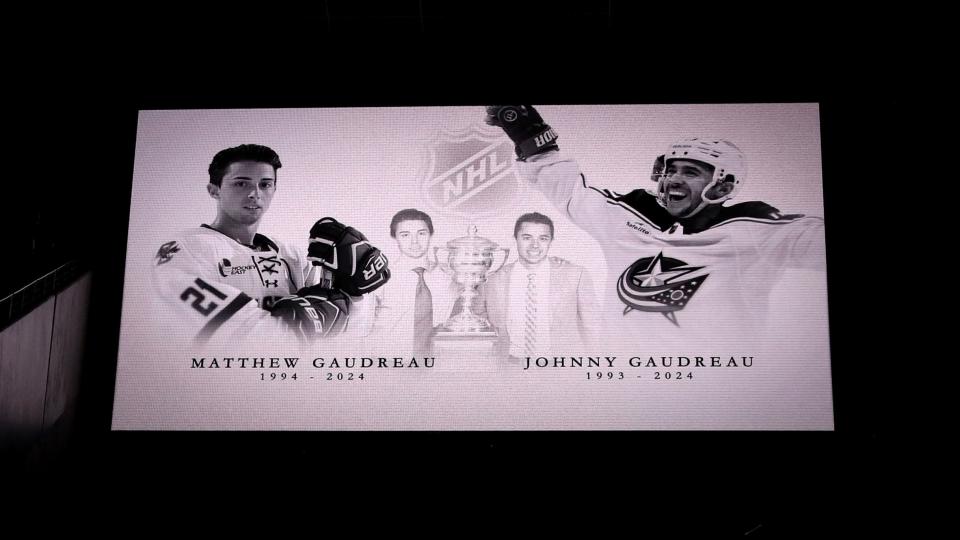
[112, 104, 831, 430]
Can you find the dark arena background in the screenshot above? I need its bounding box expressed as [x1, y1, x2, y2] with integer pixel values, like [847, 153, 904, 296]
[3, 2, 908, 534]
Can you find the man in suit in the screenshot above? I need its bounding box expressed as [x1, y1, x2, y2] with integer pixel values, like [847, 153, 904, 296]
[483, 212, 599, 358]
[371, 209, 455, 354]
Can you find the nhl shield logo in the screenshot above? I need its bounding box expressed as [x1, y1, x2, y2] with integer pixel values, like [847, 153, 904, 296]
[419, 127, 519, 216]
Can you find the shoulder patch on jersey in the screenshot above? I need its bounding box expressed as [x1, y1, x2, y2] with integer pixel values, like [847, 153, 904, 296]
[155, 241, 180, 265]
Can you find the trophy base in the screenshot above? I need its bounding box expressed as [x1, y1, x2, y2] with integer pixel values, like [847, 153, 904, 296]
[431, 331, 499, 372]
[433, 329, 498, 338]
[440, 312, 496, 335]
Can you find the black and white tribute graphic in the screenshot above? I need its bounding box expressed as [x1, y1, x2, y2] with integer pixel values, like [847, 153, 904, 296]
[113, 105, 832, 430]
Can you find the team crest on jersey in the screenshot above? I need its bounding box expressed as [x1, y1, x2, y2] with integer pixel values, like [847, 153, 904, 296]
[419, 126, 519, 217]
[155, 241, 180, 265]
[617, 252, 709, 327]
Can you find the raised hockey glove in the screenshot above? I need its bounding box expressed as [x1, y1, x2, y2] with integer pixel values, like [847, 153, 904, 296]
[484, 105, 558, 161]
[307, 218, 390, 296]
[270, 285, 350, 339]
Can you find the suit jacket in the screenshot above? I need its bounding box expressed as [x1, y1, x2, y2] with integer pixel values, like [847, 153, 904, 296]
[482, 257, 599, 355]
[370, 257, 458, 352]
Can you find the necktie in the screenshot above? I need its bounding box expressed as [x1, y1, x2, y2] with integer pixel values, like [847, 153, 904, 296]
[413, 267, 433, 352]
[524, 272, 537, 355]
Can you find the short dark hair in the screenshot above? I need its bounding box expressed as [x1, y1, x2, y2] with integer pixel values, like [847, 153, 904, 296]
[390, 209, 434, 238]
[208, 144, 282, 187]
[514, 212, 554, 239]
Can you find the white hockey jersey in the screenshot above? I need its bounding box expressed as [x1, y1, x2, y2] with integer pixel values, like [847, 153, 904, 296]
[151, 225, 328, 346]
[519, 151, 826, 347]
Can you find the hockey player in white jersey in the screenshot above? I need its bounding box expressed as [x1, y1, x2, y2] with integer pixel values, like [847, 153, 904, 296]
[484, 106, 826, 345]
[151, 144, 390, 346]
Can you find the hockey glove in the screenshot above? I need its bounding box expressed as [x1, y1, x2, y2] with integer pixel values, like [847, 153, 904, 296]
[484, 105, 558, 161]
[270, 285, 350, 339]
[307, 218, 390, 296]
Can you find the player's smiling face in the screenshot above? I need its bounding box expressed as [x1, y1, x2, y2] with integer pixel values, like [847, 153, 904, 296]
[395, 220, 432, 259]
[211, 161, 277, 225]
[660, 159, 714, 217]
[516, 222, 553, 266]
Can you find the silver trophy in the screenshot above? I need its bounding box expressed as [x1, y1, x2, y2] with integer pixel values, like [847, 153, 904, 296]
[435, 225, 509, 336]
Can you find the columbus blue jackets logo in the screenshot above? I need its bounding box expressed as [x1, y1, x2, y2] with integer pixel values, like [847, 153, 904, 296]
[155, 241, 180, 265]
[617, 252, 709, 327]
[419, 126, 519, 217]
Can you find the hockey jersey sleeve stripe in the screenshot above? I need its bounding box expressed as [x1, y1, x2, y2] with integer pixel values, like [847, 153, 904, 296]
[707, 215, 823, 230]
[581, 174, 625, 200]
[196, 292, 254, 344]
[581, 173, 616, 200]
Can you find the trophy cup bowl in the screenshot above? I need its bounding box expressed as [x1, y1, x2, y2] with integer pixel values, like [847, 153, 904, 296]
[435, 225, 509, 336]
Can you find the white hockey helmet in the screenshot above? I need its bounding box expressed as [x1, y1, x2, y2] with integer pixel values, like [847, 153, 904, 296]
[655, 138, 747, 214]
